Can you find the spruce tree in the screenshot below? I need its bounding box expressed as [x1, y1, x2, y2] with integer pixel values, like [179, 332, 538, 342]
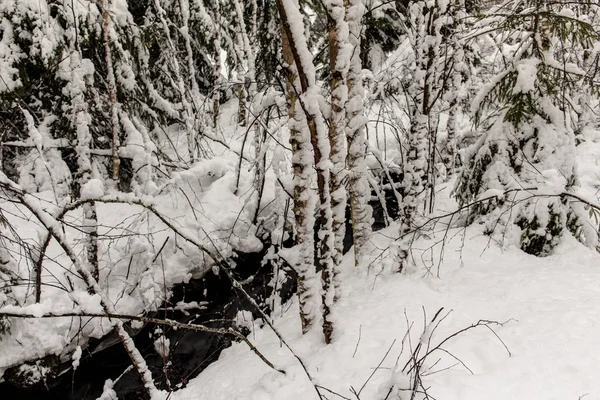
[456, 0, 600, 255]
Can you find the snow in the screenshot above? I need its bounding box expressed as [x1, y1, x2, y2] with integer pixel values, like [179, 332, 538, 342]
[173, 210, 600, 400]
[513, 58, 539, 94]
[0, 148, 262, 379]
[153, 334, 170, 359]
[1, 1, 599, 398]
[167, 125, 600, 399]
[80, 178, 105, 200]
[72, 346, 82, 370]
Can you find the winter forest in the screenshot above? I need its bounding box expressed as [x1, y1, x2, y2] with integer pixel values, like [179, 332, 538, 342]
[0, 0, 599, 398]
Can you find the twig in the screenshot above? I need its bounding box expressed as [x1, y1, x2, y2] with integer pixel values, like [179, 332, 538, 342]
[315, 385, 352, 400]
[353, 325, 362, 358]
[358, 339, 396, 396]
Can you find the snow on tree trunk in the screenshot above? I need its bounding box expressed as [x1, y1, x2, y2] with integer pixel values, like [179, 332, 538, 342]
[278, 0, 337, 342]
[345, 0, 373, 268]
[441, 0, 467, 179]
[233, 0, 257, 128]
[404, 0, 437, 217]
[398, 111, 430, 272]
[230, 0, 265, 222]
[213, 0, 223, 128]
[99, 0, 120, 182]
[445, 97, 458, 176]
[59, 47, 100, 283]
[179, 0, 203, 117]
[279, 15, 321, 334]
[399, 0, 455, 271]
[326, 0, 351, 295]
[252, 113, 268, 225]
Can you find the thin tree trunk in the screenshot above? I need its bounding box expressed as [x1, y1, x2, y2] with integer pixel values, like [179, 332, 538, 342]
[399, 0, 446, 271]
[326, 0, 350, 308]
[213, 0, 222, 128]
[345, 0, 372, 267]
[100, 0, 120, 182]
[443, 0, 466, 178]
[278, 0, 336, 341]
[280, 16, 320, 334]
[252, 108, 269, 224]
[233, 0, 254, 127]
[445, 97, 458, 177]
[399, 111, 429, 272]
[65, 49, 101, 283]
[180, 0, 202, 111]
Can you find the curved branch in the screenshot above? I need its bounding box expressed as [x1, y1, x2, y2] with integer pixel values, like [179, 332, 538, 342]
[0, 310, 280, 372]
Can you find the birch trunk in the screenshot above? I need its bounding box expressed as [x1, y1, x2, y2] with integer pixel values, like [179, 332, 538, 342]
[445, 97, 458, 177]
[326, 0, 352, 309]
[233, 0, 256, 127]
[398, 0, 448, 271]
[280, 16, 320, 334]
[180, 0, 202, 112]
[443, 0, 466, 178]
[327, 0, 349, 272]
[278, 0, 336, 341]
[345, 0, 372, 267]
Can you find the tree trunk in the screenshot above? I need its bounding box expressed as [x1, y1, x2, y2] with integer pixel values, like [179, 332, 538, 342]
[213, 0, 222, 128]
[100, 0, 120, 182]
[278, 0, 336, 341]
[233, 0, 256, 128]
[326, 0, 349, 279]
[65, 49, 101, 283]
[345, 0, 372, 267]
[280, 15, 320, 334]
[444, 97, 458, 177]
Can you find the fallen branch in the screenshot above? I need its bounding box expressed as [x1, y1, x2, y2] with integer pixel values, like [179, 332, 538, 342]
[0, 310, 280, 372]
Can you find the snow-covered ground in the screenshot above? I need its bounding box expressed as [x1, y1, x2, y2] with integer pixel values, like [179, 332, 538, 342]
[172, 132, 600, 400]
[172, 226, 600, 400]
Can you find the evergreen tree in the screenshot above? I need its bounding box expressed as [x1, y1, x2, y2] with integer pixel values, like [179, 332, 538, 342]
[456, 0, 600, 255]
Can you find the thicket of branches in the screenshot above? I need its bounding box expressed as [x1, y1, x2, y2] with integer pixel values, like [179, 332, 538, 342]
[0, 0, 599, 397]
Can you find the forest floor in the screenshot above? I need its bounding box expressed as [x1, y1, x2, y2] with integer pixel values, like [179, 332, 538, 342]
[172, 128, 600, 400]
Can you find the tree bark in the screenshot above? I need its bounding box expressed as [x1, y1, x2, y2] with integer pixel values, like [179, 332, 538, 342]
[100, 0, 120, 182]
[278, 0, 336, 341]
[213, 0, 222, 128]
[345, 0, 373, 267]
[280, 14, 320, 334]
[326, 0, 349, 279]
